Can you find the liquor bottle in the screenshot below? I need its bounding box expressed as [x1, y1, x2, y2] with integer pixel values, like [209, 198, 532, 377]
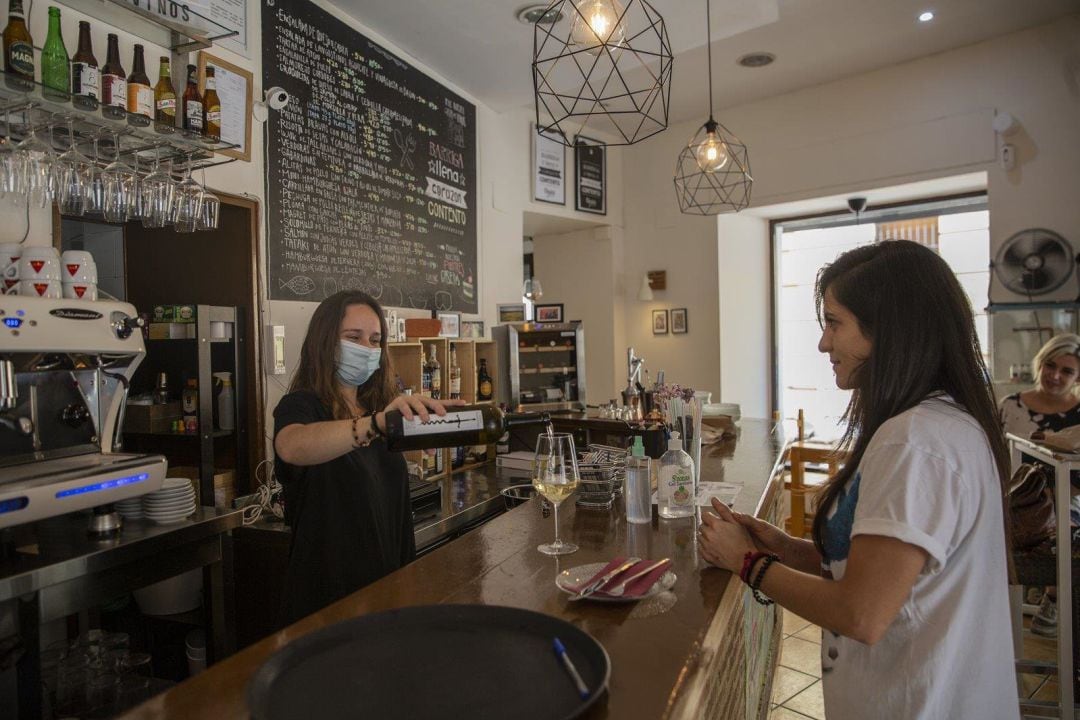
[126, 45, 152, 127]
[421, 349, 433, 398]
[71, 21, 98, 110]
[449, 346, 461, 400]
[41, 6, 69, 103]
[381, 405, 550, 451]
[100, 33, 126, 120]
[477, 358, 493, 401]
[3, 0, 34, 91]
[153, 56, 176, 133]
[181, 63, 203, 134]
[428, 344, 442, 400]
[658, 431, 696, 519]
[203, 66, 221, 141]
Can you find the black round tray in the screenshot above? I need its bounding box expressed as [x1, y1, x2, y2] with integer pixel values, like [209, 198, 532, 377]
[247, 604, 610, 720]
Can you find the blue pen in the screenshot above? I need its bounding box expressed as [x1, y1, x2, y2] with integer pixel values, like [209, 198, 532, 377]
[553, 637, 590, 699]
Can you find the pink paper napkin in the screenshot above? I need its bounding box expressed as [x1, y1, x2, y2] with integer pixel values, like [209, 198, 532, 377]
[595, 558, 672, 599]
[565, 556, 627, 595]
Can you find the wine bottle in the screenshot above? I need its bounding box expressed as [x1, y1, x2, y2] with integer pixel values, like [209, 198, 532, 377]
[41, 6, 69, 103]
[153, 56, 175, 133]
[381, 405, 549, 451]
[3, 0, 34, 91]
[181, 63, 203, 134]
[428, 344, 441, 400]
[126, 44, 152, 127]
[100, 33, 126, 120]
[71, 21, 98, 111]
[449, 346, 461, 400]
[203, 66, 221, 140]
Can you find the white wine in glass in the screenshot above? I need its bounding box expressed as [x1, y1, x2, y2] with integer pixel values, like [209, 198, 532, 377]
[533, 432, 580, 555]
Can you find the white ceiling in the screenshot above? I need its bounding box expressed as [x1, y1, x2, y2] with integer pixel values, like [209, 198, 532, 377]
[333, 0, 1076, 124]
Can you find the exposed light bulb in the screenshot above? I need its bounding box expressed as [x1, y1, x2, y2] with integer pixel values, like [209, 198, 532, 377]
[918, 11, 934, 22]
[694, 128, 729, 173]
[570, 0, 626, 55]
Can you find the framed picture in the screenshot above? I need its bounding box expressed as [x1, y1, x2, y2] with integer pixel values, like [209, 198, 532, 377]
[671, 308, 688, 334]
[652, 309, 669, 335]
[437, 311, 461, 338]
[197, 52, 253, 162]
[461, 320, 485, 339]
[497, 303, 526, 323]
[385, 309, 399, 341]
[533, 125, 566, 205]
[574, 135, 606, 215]
[534, 303, 564, 323]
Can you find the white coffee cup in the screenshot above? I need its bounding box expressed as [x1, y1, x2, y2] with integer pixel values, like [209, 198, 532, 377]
[17, 255, 61, 281]
[62, 281, 97, 301]
[2, 277, 17, 293]
[61, 251, 96, 281]
[13, 278, 61, 298]
[64, 262, 98, 283]
[0, 243, 22, 266]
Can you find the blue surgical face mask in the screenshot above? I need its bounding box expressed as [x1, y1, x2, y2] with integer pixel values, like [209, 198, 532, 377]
[337, 341, 382, 386]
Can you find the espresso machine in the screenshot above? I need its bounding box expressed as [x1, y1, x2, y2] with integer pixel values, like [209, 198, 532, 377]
[0, 296, 167, 532]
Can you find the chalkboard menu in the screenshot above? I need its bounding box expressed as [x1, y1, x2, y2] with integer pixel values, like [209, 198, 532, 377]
[263, 0, 478, 311]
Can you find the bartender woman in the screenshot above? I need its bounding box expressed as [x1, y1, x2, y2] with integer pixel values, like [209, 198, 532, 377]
[273, 290, 459, 624]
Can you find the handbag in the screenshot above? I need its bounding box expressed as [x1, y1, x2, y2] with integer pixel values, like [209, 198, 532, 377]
[1008, 462, 1056, 551]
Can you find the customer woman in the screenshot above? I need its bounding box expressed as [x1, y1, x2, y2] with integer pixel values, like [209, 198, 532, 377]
[698, 240, 1018, 719]
[999, 333, 1080, 636]
[273, 290, 459, 624]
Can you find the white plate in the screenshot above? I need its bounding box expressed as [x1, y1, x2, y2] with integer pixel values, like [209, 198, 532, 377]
[145, 505, 196, 518]
[144, 495, 195, 506]
[162, 478, 195, 491]
[556, 562, 677, 603]
[146, 488, 194, 498]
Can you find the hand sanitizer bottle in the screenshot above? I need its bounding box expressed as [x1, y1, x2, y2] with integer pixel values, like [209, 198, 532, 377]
[658, 431, 696, 519]
[625, 436, 652, 524]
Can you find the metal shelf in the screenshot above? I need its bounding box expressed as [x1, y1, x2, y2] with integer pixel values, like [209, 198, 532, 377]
[0, 79, 240, 172]
[57, 0, 238, 53]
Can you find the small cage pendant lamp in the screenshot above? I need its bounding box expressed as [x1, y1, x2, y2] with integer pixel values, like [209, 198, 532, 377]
[532, 0, 673, 147]
[673, 0, 752, 214]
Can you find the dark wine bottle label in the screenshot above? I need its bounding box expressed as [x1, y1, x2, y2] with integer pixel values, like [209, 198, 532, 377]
[400, 409, 484, 438]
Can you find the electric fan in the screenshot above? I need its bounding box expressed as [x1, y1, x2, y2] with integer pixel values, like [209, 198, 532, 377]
[990, 228, 1078, 302]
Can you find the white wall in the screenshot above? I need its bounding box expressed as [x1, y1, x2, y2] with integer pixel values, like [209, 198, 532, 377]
[620, 16, 1080, 418]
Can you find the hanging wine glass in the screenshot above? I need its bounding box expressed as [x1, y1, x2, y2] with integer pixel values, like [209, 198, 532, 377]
[196, 168, 219, 231]
[0, 108, 19, 198]
[13, 109, 57, 208]
[83, 134, 106, 216]
[101, 131, 137, 223]
[172, 155, 202, 233]
[54, 118, 94, 217]
[129, 151, 150, 223]
[140, 152, 173, 228]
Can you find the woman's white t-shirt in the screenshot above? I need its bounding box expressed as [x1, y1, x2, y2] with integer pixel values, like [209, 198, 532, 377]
[819, 397, 1019, 720]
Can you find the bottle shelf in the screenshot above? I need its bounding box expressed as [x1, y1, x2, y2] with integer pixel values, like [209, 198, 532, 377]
[519, 367, 575, 375]
[517, 346, 573, 353]
[54, 0, 239, 53]
[0, 77, 240, 172]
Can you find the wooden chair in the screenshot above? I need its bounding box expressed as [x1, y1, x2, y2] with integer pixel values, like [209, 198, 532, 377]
[784, 440, 842, 538]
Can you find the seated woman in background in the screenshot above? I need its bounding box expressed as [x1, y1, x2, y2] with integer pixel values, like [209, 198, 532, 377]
[999, 332, 1080, 637]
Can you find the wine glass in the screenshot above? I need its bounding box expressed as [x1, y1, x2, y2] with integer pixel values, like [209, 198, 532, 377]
[83, 135, 106, 216]
[101, 131, 137, 223]
[172, 155, 203, 233]
[13, 112, 56, 208]
[532, 432, 580, 555]
[140, 153, 174, 228]
[54, 118, 94, 216]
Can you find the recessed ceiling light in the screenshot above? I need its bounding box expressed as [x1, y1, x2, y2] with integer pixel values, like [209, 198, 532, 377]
[918, 11, 934, 22]
[737, 52, 775, 68]
[517, 5, 563, 25]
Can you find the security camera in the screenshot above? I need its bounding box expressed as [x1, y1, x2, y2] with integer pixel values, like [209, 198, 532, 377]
[265, 87, 290, 111]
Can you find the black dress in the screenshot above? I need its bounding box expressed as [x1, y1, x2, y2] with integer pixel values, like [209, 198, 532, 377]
[273, 390, 415, 624]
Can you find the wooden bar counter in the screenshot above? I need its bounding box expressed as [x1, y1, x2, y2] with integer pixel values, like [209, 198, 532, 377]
[122, 419, 789, 719]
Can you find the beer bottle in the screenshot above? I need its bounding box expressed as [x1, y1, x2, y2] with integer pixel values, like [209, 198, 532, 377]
[2, 0, 34, 91]
[477, 358, 493, 401]
[100, 33, 126, 120]
[126, 45, 152, 127]
[71, 21, 98, 111]
[153, 56, 175, 133]
[203, 66, 221, 141]
[41, 6, 69, 103]
[181, 63, 204, 135]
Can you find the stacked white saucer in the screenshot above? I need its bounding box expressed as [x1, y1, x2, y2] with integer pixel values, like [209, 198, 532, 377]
[142, 478, 197, 524]
[115, 497, 144, 519]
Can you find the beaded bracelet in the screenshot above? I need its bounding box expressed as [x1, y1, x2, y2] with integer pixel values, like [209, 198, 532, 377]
[740, 551, 769, 584]
[350, 415, 377, 448]
[750, 554, 779, 606]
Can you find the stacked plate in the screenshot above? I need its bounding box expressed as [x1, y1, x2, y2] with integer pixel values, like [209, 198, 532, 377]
[115, 497, 144, 520]
[142, 478, 197, 524]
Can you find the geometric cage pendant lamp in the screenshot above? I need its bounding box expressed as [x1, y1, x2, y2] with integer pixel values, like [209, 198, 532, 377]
[533, 0, 673, 146]
[673, 0, 752, 214]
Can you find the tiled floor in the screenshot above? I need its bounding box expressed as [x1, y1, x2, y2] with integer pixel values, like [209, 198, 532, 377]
[767, 602, 1063, 719]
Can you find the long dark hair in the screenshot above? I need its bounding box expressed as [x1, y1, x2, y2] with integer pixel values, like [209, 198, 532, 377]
[288, 291, 396, 420]
[810, 240, 1011, 562]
